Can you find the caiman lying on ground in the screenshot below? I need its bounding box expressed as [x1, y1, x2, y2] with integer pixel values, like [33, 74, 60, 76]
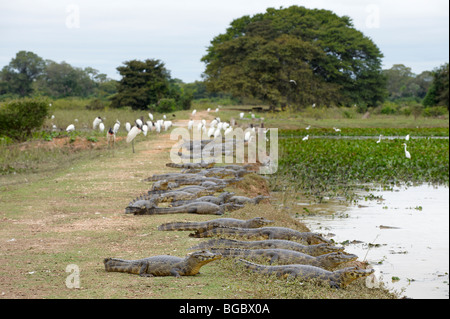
[239, 260, 374, 288]
[157, 217, 274, 232]
[228, 195, 269, 205]
[126, 200, 242, 215]
[169, 192, 235, 207]
[190, 226, 330, 245]
[209, 248, 357, 270]
[103, 250, 222, 277]
[190, 239, 345, 257]
[166, 161, 215, 169]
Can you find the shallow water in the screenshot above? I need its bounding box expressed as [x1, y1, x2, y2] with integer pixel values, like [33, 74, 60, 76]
[298, 184, 449, 299]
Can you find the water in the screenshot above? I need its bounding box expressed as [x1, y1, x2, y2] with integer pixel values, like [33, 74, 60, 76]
[298, 184, 449, 299]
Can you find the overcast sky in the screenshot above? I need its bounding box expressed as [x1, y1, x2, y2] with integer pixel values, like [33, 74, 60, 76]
[1, 0, 448, 83]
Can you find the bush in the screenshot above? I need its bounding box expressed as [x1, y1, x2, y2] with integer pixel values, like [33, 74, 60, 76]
[0, 98, 50, 140]
[380, 102, 398, 115]
[155, 98, 176, 113]
[422, 106, 448, 117]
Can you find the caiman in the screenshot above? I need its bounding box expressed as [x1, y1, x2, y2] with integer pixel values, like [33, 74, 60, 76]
[166, 161, 215, 169]
[228, 195, 269, 205]
[190, 238, 345, 257]
[103, 250, 222, 277]
[170, 192, 235, 207]
[157, 217, 274, 232]
[239, 260, 374, 288]
[189, 226, 330, 245]
[209, 248, 357, 270]
[127, 201, 241, 215]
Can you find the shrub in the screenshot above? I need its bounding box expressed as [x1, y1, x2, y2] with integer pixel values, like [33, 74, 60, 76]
[422, 106, 448, 117]
[155, 98, 176, 113]
[380, 102, 398, 115]
[0, 98, 50, 140]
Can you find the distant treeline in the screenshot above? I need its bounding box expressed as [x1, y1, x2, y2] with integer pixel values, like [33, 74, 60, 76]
[0, 7, 448, 111]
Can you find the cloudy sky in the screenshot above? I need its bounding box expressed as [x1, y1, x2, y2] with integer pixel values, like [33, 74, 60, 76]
[0, 0, 448, 83]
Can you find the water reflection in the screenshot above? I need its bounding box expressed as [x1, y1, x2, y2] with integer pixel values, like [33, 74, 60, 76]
[298, 184, 449, 299]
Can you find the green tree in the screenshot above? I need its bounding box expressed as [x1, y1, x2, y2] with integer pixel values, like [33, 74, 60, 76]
[35, 60, 96, 98]
[0, 51, 45, 96]
[383, 64, 433, 101]
[423, 63, 449, 109]
[202, 6, 386, 110]
[111, 59, 171, 110]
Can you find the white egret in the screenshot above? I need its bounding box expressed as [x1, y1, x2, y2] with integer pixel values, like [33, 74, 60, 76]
[289, 79, 297, 85]
[405, 134, 410, 141]
[148, 113, 153, 121]
[207, 126, 215, 138]
[207, 108, 211, 112]
[99, 122, 105, 133]
[125, 122, 131, 132]
[215, 108, 219, 112]
[376, 134, 382, 144]
[402, 143, 411, 159]
[333, 127, 341, 132]
[155, 121, 161, 133]
[163, 120, 172, 131]
[163, 114, 167, 120]
[302, 135, 309, 141]
[192, 109, 197, 116]
[188, 119, 194, 131]
[306, 125, 311, 130]
[113, 120, 120, 134]
[51, 115, 55, 120]
[312, 103, 316, 108]
[66, 124, 75, 132]
[240, 112, 244, 119]
[210, 119, 218, 127]
[224, 126, 233, 136]
[251, 113, 255, 119]
[142, 124, 148, 136]
[214, 128, 221, 139]
[93, 117, 102, 130]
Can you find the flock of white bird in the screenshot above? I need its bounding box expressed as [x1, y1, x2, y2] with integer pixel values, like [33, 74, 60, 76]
[61, 107, 412, 159]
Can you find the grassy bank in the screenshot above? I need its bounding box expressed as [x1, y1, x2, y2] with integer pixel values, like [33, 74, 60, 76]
[0, 112, 398, 299]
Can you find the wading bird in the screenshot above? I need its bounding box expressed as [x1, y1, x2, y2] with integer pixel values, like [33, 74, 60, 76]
[377, 134, 382, 144]
[66, 124, 75, 132]
[113, 120, 120, 134]
[402, 143, 411, 159]
[302, 135, 309, 141]
[93, 117, 102, 130]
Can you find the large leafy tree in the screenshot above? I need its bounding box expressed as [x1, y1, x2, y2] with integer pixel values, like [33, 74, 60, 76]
[0, 51, 45, 96]
[202, 6, 386, 109]
[111, 59, 171, 110]
[423, 63, 449, 109]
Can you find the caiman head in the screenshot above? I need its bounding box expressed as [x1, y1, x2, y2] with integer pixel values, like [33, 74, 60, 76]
[313, 243, 345, 255]
[125, 199, 155, 215]
[248, 217, 274, 227]
[307, 233, 331, 245]
[318, 252, 358, 269]
[188, 250, 222, 264]
[336, 266, 375, 288]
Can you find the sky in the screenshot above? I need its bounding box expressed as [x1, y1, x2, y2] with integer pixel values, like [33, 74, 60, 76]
[0, 0, 448, 83]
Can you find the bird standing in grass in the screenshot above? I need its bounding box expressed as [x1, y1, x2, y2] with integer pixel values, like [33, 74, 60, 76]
[402, 143, 411, 159]
[113, 120, 120, 134]
[93, 117, 102, 130]
[376, 134, 382, 144]
[66, 124, 75, 132]
[107, 128, 115, 148]
[302, 135, 309, 141]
